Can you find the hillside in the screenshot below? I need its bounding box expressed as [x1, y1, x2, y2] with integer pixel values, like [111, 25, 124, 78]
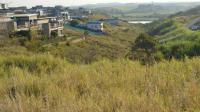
[0, 54, 200, 112]
[178, 5, 200, 16]
[88, 2, 200, 20]
[0, 22, 143, 64]
[1, 2, 200, 112]
[85, 2, 200, 12]
[143, 5, 200, 60]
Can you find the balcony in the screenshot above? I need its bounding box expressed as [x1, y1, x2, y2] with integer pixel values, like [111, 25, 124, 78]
[16, 23, 38, 31]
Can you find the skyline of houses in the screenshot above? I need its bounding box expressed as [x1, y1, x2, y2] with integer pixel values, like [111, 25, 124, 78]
[0, 3, 128, 39]
[0, 3, 92, 20]
[0, 3, 96, 38]
[0, 14, 64, 38]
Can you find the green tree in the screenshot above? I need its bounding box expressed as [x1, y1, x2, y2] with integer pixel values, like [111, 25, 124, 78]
[70, 20, 79, 26]
[83, 31, 89, 40]
[129, 33, 159, 65]
[51, 31, 58, 38]
[134, 33, 157, 53]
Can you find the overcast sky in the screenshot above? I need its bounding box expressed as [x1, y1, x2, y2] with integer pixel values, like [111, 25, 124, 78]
[1, 0, 200, 7]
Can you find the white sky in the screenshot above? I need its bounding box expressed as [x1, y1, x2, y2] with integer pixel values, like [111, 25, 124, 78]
[1, 0, 200, 7]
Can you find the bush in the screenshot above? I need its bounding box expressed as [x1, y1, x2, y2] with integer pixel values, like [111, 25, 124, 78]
[70, 20, 80, 26]
[24, 40, 42, 52]
[51, 31, 58, 37]
[18, 37, 28, 46]
[130, 33, 159, 64]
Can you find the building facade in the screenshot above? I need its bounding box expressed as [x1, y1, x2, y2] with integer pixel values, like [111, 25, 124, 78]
[0, 3, 8, 10]
[0, 17, 16, 37]
[0, 14, 64, 37]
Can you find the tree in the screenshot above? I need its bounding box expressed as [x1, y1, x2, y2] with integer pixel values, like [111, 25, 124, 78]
[129, 33, 159, 65]
[70, 20, 79, 27]
[51, 31, 58, 38]
[134, 33, 157, 53]
[83, 31, 89, 40]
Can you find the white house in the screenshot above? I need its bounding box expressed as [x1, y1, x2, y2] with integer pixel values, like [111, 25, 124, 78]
[86, 21, 104, 32]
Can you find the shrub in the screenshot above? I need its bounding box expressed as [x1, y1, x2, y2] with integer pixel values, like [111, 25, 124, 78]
[51, 31, 58, 38]
[70, 20, 80, 26]
[130, 33, 159, 64]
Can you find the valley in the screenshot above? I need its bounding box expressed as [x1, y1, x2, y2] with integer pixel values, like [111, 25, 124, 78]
[0, 1, 200, 112]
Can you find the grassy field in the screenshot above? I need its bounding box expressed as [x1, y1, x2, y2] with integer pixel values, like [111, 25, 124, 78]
[0, 54, 200, 112]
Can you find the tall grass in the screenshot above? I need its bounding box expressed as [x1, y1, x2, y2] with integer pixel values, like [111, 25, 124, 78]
[0, 54, 200, 112]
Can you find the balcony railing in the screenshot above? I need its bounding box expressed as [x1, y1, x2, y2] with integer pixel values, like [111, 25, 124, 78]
[16, 24, 38, 31]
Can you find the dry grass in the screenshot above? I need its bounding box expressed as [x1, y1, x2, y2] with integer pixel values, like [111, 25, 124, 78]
[0, 54, 200, 112]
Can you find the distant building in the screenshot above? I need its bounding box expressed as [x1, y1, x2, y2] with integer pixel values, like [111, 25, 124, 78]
[32, 5, 43, 10]
[28, 5, 47, 17]
[0, 3, 8, 9]
[0, 3, 10, 16]
[190, 25, 200, 30]
[60, 11, 70, 21]
[45, 17, 64, 37]
[9, 6, 27, 13]
[86, 21, 104, 31]
[68, 7, 91, 19]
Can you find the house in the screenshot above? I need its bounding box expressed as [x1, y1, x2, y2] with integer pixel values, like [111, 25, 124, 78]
[78, 7, 92, 15]
[44, 17, 64, 37]
[9, 14, 38, 31]
[28, 5, 47, 17]
[68, 7, 91, 19]
[9, 6, 27, 13]
[32, 5, 43, 10]
[0, 3, 8, 9]
[48, 6, 70, 21]
[0, 3, 10, 16]
[60, 11, 70, 21]
[0, 16, 16, 37]
[86, 21, 104, 32]
[0, 14, 64, 37]
[190, 25, 200, 30]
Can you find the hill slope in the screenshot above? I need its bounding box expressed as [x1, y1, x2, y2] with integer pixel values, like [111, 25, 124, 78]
[0, 22, 143, 64]
[88, 2, 200, 20]
[144, 5, 200, 60]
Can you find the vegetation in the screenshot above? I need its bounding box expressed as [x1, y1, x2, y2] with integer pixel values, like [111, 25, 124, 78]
[141, 11, 200, 61]
[2, 5, 200, 111]
[129, 33, 162, 65]
[0, 21, 142, 64]
[90, 2, 200, 21]
[0, 54, 200, 112]
[70, 20, 80, 26]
